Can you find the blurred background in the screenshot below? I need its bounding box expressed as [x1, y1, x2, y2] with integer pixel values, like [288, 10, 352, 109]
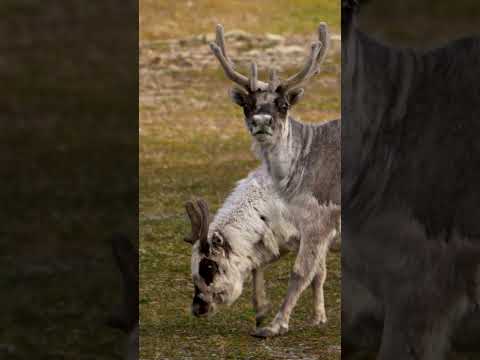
[139, 0, 340, 359]
[1, 0, 137, 358]
[358, 0, 480, 47]
[344, 1, 480, 360]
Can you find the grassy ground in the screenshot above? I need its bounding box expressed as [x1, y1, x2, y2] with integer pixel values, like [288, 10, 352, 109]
[140, 0, 340, 41]
[139, 1, 340, 359]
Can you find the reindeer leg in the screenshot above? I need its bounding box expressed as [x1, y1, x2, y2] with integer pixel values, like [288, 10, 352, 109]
[253, 197, 336, 338]
[252, 248, 326, 338]
[311, 255, 328, 326]
[252, 268, 271, 327]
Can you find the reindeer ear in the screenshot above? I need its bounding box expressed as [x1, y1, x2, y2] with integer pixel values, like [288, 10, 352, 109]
[229, 87, 248, 107]
[286, 88, 304, 107]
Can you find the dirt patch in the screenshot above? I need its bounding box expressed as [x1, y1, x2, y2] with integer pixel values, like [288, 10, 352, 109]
[140, 30, 340, 107]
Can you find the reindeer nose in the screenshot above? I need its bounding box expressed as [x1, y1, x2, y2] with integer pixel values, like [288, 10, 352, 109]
[252, 114, 272, 127]
[192, 296, 210, 317]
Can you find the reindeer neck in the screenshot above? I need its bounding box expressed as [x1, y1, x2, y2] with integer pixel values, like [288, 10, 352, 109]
[253, 116, 299, 186]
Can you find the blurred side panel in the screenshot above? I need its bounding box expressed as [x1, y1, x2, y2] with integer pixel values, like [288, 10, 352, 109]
[341, 0, 480, 359]
[0, 1, 138, 358]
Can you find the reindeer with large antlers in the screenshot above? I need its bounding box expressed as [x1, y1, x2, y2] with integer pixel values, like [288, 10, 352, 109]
[208, 23, 340, 337]
[185, 167, 339, 337]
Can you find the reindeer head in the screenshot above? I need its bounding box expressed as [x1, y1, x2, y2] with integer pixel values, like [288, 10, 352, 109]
[184, 199, 244, 317]
[210, 23, 329, 145]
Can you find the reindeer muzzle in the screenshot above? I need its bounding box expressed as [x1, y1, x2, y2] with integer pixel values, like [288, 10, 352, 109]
[251, 114, 273, 139]
[192, 275, 214, 316]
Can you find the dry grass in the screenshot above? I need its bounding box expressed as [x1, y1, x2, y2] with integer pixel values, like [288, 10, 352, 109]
[140, 0, 340, 41]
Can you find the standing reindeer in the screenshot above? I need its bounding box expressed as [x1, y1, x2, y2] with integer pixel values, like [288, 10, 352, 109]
[209, 23, 340, 337]
[185, 167, 339, 334]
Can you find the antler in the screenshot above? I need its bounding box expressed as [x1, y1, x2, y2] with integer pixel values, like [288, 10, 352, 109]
[278, 22, 330, 92]
[211, 23, 330, 94]
[250, 62, 258, 92]
[210, 24, 268, 92]
[196, 199, 210, 254]
[184, 199, 210, 253]
[314, 22, 330, 74]
[185, 200, 201, 244]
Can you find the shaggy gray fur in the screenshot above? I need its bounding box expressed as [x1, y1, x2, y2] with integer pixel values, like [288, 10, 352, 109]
[187, 166, 339, 331]
[253, 117, 340, 204]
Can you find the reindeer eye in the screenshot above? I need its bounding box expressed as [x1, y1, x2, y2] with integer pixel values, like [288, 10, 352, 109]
[199, 258, 219, 285]
[243, 104, 254, 115]
[275, 99, 288, 112]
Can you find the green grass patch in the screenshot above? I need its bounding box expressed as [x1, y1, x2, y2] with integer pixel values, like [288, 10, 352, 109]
[140, 0, 340, 41]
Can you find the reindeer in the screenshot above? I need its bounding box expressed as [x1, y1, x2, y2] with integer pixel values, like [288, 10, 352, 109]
[185, 167, 339, 336]
[209, 23, 340, 337]
[107, 235, 139, 360]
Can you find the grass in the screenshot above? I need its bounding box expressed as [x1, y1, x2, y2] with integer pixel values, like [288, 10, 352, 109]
[139, 1, 341, 359]
[140, 0, 340, 41]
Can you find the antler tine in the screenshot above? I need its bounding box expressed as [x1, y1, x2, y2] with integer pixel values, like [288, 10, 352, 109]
[215, 24, 232, 66]
[196, 199, 210, 253]
[280, 41, 322, 92]
[314, 22, 330, 75]
[268, 68, 279, 92]
[184, 200, 201, 244]
[210, 24, 269, 91]
[250, 62, 258, 92]
[196, 199, 210, 241]
[209, 24, 250, 89]
[280, 22, 330, 92]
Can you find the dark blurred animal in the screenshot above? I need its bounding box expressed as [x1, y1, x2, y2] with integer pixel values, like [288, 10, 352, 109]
[342, 1, 480, 359]
[108, 235, 138, 360]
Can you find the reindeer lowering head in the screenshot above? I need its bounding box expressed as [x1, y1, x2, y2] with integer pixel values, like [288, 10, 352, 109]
[184, 191, 283, 318]
[210, 23, 329, 145]
[184, 199, 244, 317]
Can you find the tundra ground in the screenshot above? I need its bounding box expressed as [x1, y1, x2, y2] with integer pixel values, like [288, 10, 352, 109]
[139, 1, 341, 359]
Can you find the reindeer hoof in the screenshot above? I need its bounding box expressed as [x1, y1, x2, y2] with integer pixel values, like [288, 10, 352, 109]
[255, 316, 266, 328]
[311, 315, 328, 327]
[255, 303, 272, 327]
[251, 324, 288, 338]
